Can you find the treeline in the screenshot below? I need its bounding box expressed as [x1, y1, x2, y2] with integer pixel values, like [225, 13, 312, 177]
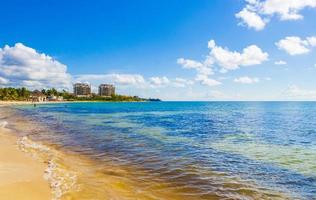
[0, 87, 159, 102]
[41, 88, 63, 96]
[0, 87, 30, 100]
[0, 87, 63, 101]
[72, 94, 145, 102]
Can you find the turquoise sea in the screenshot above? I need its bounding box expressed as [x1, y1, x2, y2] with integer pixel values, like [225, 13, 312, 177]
[11, 102, 316, 199]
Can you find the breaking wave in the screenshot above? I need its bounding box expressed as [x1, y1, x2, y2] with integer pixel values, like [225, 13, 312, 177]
[0, 121, 8, 128]
[18, 136, 78, 200]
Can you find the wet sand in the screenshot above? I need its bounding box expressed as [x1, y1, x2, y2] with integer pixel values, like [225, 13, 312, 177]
[0, 101, 67, 106]
[0, 127, 52, 200]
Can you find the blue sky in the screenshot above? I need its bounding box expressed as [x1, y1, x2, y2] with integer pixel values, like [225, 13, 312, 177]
[0, 0, 316, 100]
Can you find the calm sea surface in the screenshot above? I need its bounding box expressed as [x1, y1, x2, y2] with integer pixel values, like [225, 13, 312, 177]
[13, 102, 316, 199]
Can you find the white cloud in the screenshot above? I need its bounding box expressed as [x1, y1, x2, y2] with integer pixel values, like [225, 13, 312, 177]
[0, 77, 9, 85]
[307, 36, 316, 46]
[235, 8, 267, 31]
[72, 74, 199, 100]
[207, 40, 216, 49]
[177, 40, 267, 87]
[196, 74, 222, 87]
[208, 40, 268, 71]
[76, 73, 196, 91]
[173, 78, 194, 88]
[75, 73, 146, 86]
[22, 80, 44, 88]
[176, 58, 203, 69]
[149, 76, 196, 88]
[177, 58, 213, 75]
[275, 36, 316, 55]
[261, 0, 316, 20]
[149, 76, 170, 87]
[0, 43, 71, 89]
[108, 74, 145, 85]
[237, 0, 316, 30]
[177, 58, 218, 87]
[283, 85, 316, 99]
[274, 60, 287, 65]
[234, 76, 260, 84]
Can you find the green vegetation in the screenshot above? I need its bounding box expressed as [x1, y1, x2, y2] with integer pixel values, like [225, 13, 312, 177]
[0, 87, 31, 101]
[0, 87, 160, 102]
[41, 88, 60, 96]
[67, 93, 145, 102]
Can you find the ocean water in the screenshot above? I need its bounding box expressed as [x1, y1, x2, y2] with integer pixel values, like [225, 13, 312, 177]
[8, 102, 316, 199]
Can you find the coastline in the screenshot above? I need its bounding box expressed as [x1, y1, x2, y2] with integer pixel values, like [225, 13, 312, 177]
[0, 126, 52, 200]
[0, 102, 294, 200]
[0, 106, 80, 200]
[0, 100, 147, 106]
[0, 101, 67, 106]
[0, 105, 180, 200]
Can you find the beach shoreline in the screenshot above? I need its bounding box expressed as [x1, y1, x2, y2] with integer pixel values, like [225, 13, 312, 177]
[0, 126, 52, 200]
[0, 107, 81, 200]
[0, 101, 67, 106]
[0, 100, 147, 107]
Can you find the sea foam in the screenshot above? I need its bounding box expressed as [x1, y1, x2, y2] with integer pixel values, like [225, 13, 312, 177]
[0, 121, 8, 128]
[18, 136, 78, 200]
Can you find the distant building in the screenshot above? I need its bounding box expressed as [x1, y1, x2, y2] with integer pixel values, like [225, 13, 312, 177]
[47, 95, 64, 101]
[73, 83, 91, 97]
[99, 84, 115, 96]
[30, 90, 47, 102]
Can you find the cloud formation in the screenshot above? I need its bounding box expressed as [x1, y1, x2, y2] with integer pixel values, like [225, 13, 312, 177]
[235, 7, 267, 31]
[236, 0, 316, 30]
[177, 58, 213, 75]
[173, 78, 194, 88]
[283, 85, 316, 99]
[0, 77, 9, 85]
[274, 60, 287, 65]
[234, 76, 260, 84]
[177, 40, 267, 87]
[177, 58, 219, 87]
[75, 73, 146, 87]
[208, 40, 269, 71]
[0, 43, 72, 89]
[149, 76, 170, 87]
[195, 74, 222, 87]
[149, 76, 195, 88]
[76, 73, 195, 92]
[275, 36, 316, 55]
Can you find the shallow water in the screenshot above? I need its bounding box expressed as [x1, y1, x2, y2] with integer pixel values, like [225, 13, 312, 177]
[6, 102, 316, 199]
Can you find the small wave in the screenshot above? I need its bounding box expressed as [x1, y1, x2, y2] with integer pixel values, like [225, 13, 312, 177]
[0, 121, 8, 128]
[18, 136, 78, 200]
[44, 159, 78, 200]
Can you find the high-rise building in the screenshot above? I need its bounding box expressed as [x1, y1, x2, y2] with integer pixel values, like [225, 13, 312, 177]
[99, 84, 115, 96]
[73, 83, 91, 97]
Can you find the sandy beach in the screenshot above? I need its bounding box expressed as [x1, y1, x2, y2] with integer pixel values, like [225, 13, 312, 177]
[0, 103, 52, 199]
[0, 101, 67, 106]
[0, 127, 52, 200]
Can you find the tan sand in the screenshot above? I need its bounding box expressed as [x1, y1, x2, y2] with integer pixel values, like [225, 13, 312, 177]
[0, 100, 67, 106]
[0, 127, 52, 200]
